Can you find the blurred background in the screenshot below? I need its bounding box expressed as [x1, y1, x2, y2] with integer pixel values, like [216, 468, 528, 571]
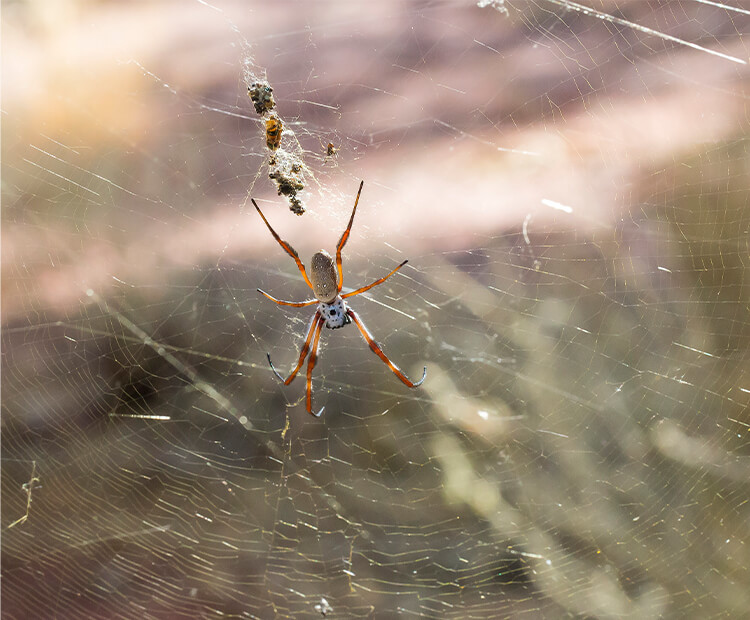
[4, 0, 750, 617]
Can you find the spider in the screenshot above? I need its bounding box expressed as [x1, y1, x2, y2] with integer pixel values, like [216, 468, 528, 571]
[252, 181, 426, 417]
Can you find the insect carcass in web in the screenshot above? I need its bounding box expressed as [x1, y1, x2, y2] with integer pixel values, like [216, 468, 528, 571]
[248, 81, 275, 115]
[325, 142, 337, 159]
[265, 113, 283, 150]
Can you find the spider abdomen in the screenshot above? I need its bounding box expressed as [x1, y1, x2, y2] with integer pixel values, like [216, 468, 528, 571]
[310, 250, 338, 303]
[319, 297, 350, 329]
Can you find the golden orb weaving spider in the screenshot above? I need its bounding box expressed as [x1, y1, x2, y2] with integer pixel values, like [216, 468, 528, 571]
[252, 181, 427, 417]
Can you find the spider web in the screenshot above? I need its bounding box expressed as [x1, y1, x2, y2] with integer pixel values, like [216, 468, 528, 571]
[4, 0, 750, 617]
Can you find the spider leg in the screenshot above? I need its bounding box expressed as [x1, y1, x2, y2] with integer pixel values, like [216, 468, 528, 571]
[306, 315, 326, 417]
[347, 309, 426, 388]
[267, 312, 322, 385]
[258, 289, 318, 307]
[335, 180, 364, 293]
[252, 198, 314, 290]
[341, 260, 408, 299]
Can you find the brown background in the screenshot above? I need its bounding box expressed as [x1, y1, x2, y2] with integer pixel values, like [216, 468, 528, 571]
[4, 0, 750, 617]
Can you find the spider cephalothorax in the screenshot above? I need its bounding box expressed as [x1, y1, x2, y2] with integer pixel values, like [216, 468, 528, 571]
[318, 298, 350, 329]
[252, 181, 426, 416]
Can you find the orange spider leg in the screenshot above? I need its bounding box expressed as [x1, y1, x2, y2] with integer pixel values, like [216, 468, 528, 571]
[257, 289, 318, 307]
[342, 260, 409, 299]
[306, 316, 326, 417]
[252, 198, 314, 290]
[347, 309, 426, 388]
[335, 180, 364, 293]
[268, 312, 322, 385]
